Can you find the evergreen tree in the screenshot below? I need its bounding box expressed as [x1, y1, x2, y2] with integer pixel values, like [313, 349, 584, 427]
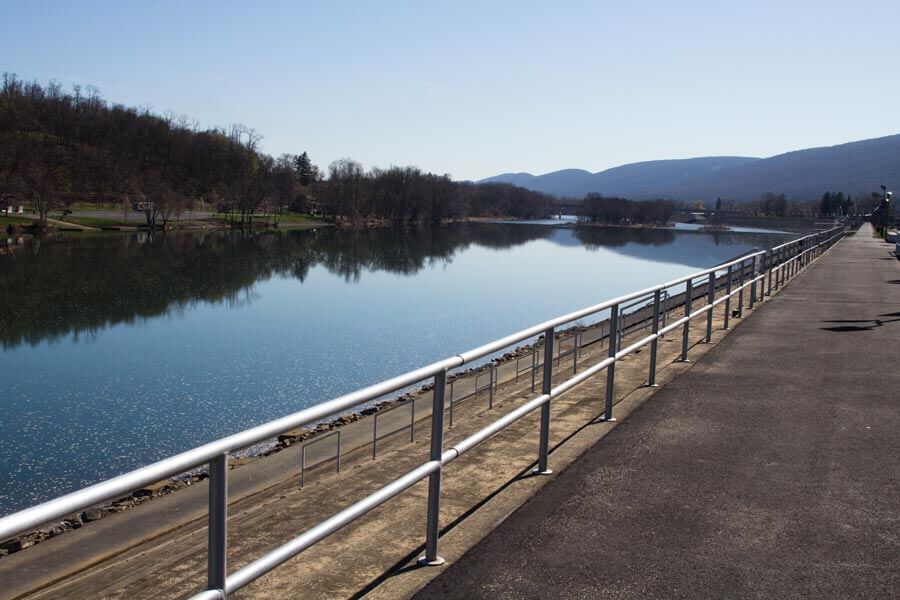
[293, 152, 314, 186]
[819, 191, 832, 216]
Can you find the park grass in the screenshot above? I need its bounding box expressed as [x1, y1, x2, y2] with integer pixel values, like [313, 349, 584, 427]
[0, 215, 32, 227]
[274, 212, 322, 223]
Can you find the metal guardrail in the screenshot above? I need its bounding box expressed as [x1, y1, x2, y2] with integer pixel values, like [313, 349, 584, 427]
[0, 225, 845, 599]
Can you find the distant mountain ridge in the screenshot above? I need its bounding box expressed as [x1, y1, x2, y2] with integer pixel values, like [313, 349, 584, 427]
[480, 134, 900, 201]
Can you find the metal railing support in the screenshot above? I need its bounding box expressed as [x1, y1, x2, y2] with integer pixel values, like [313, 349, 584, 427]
[724, 265, 732, 329]
[705, 272, 715, 342]
[419, 370, 447, 566]
[680, 281, 692, 361]
[530, 347, 537, 393]
[603, 305, 618, 421]
[535, 327, 554, 474]
[749, 255, 757, 309]
[207, 453, 228, 597]
[488, 364, 494, 410]
[573, 330, 579, 374]
[737, 259, 745, 318]
[648, 290, 661, 387]
[767, 251, 773, 296]
[448, 380, 455, 427]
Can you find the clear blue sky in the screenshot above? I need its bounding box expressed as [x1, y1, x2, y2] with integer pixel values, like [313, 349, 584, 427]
[3, 0, 898, 180]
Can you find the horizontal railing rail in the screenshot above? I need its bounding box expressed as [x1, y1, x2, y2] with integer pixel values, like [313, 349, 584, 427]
[0, 225, 845, 599]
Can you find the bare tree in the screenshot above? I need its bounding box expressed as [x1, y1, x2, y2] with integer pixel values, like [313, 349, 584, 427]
[25, 163, 58, 224]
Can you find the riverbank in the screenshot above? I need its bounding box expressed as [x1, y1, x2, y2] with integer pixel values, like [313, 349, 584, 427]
[2, 211, 331, 236]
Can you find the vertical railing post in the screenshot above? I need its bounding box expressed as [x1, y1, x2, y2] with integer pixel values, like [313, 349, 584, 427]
[779, 251, 785, 288]
[749, 255, 758, 309]
[419, 369, 447, 566]
[372, 414, 378, 460]
[724, 265, 732, 330]
[604, 305, 619, 421]
[573, 330, 579, 374]
[535, 327, 554, 474]
[737, 259, 745, 318]
[207, 453, 228, 597]
[705, 272, 715, 342]
[648, 289, 661, 387]
[410, 399, 415, 442]
[448, 380, 454, 427]
[680, 280, 692, 361]
[488, 364, 494, 410]
[530, 346, 537, 393]
[336, 431, 342, 474]
[767, 251, 773, 296]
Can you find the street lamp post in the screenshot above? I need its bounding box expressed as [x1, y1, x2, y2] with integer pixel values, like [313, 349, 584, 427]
[881, 185, 893, 240]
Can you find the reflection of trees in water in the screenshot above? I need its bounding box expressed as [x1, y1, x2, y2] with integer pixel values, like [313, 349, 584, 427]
[574, 226, 677, 249]
[0, 223, 777, 349]
[0, 225, 556, 348]
[573, 226, 766, 249]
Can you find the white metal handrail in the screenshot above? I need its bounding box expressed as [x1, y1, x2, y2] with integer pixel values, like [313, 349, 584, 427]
[0, 225, 845, 599]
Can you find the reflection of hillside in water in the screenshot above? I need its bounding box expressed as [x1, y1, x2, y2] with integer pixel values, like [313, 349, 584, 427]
[0, 223, 784, 349]
[570, 226, 786, 268]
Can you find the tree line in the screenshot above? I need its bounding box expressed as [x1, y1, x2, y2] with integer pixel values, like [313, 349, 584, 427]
[0, 75, 557, 227]
[577, 194, 676, 225]
[737, 191, 876, 218]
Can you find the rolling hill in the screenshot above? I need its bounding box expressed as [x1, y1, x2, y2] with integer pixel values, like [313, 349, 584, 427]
[480, 134, 900, 201]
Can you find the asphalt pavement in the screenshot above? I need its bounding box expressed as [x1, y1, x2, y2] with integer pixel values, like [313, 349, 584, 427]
[414, 223, 899, 600]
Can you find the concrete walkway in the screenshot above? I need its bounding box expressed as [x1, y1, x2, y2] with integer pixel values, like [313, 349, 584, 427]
[415, 224, 899, 600]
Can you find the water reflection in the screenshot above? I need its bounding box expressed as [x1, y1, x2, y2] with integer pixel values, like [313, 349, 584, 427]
[1, 222, 793, 513]
[0, 224, 787, 350]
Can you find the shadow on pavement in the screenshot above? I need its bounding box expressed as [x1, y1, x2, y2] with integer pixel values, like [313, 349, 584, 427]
[821, 312, 900, 332]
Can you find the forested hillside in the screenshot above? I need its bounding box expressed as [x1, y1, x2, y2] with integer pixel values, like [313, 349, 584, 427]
[0, 74, 557, 225]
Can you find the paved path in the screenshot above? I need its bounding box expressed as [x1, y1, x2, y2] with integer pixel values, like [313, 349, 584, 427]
[15, 214, 100, 231]
[415, 224, 899, 600]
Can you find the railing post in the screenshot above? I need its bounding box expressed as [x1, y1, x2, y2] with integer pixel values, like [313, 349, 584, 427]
[749, 255, 757, 309]
[705, 272, 715, 342]
[373, 414, 380, 460]
[530, 346, 537, 393]
[419, 369, 447, 566]
[573, 330, 579, 374]
[737, 259, 745, 318]
[724, 265, 732, 330]
[448, 380, 454, 427]
[336, 431, 342, 474]
[535, 327, 554, 474]
[604, 305, 619, 421]
[488, 364, 494, 410]
[766, 251, 773, 296]
[778, 251, 785, 288]
[681, 280, 692, 361]
[207, 453, 228, 597]
[648, 290, 661, 386]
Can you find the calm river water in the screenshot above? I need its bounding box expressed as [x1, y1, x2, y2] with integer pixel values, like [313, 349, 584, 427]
[0, 222, 791, 514]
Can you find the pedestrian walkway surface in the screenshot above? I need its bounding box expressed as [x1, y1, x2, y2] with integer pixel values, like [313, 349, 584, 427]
[414, 224, 899, 600]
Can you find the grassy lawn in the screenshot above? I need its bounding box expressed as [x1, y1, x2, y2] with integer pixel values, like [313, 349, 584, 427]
[0, 215, 32, 227]
[272, 212, 323, 223]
